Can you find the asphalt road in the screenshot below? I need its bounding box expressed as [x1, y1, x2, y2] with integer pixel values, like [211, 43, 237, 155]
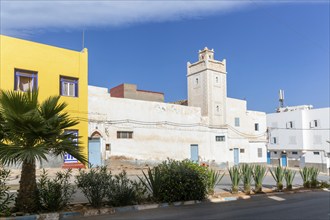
[76, 191, 330, 220]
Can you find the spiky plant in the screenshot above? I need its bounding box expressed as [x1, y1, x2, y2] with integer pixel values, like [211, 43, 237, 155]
[207, 169, 225, 195]
[309, 167, 319, 188]
[270, 166, 285, 191]
[299, 167, 310, 188]
[284, 169, 296, 190]
[252, 165, 267, 193]
[228, 166, 241, 194]
[240, 164, 253, 195]
[138, 166, 162, 201]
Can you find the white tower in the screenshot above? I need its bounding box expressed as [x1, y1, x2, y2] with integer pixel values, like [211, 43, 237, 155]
[187, 47, 227, 126]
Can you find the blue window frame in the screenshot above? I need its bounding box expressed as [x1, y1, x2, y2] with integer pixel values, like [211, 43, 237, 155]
[14, 69, 38, 92]
[60, 76, 78, 97]
[63, 130, 79, 163]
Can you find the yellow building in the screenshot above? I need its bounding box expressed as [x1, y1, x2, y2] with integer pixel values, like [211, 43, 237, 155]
[0, 34, 88, 168]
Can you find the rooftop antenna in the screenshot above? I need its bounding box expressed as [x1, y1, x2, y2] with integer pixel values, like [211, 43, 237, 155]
[82, 29, 85, 49]
[279, 89, 284, 108]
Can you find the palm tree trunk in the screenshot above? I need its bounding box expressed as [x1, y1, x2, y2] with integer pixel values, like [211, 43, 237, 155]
[15, 159, 39, 213]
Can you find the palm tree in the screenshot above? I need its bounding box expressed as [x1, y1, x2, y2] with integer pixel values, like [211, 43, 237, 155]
[0, 90, 87, 213]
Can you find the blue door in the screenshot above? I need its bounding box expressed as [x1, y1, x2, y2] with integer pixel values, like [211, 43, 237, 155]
[267, 152, 271, 164]
[190, 145, 199, 162]
[88, 138, 102, 167]
[234, 148, 239, 165]
[281, 154, 287, 167]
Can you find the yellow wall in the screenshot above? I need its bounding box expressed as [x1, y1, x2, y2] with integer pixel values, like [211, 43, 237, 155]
[0, 35, 88, 164]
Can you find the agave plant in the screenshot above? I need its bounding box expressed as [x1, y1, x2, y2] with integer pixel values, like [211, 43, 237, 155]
[240, 164, 253, 195]
[252, 165, 267, 193]
[299, 167, 310, 188]
[228, 166, 241, 194]
[284, 169, 296, 190]
[270, 166, 285, 191]
[207, 169, 225, 195]
[309, 167, 319, 188]
[138, 167, 162, 201]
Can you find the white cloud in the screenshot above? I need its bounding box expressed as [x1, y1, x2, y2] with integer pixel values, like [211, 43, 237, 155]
[0, 0, 252, 36]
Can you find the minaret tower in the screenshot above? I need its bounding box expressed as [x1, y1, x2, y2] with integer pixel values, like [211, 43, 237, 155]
[187, 47, 227, 126]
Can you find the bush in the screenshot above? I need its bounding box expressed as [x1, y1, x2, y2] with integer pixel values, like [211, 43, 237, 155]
[228, 166, 241, 194]
[107, 170, 146, 207]
[0, 168, 14, 216]
[284, 169, 296, 190]
[207, 169, 224, 195]
[240, 164, 253, 195]
[309, 167, 319, 188]
[270, 166, 285, 191]
[76, 166, 111, 208]
[299, 167, 310, 188]
[140, 159, 209, 203]
[37, 169, 75, 212]
[139, 167, 162, 201]
[252, 165, 267, 193]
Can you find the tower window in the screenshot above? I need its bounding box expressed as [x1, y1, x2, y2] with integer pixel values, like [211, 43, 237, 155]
[195, 78, 199, 85]
[216, 77, 218, 83]
[216, 105, 219, 112]
[235, 117, 240, 127]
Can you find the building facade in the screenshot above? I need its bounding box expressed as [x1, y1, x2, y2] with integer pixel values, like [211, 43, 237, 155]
[0, 35, 88, 168]
[88, 48, 267, 167]
[267, 105, 330, 172]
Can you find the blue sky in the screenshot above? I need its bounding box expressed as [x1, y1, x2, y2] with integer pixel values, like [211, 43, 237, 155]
[1, 1, 329, 113]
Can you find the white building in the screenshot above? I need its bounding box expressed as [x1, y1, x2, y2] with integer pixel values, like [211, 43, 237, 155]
[88, 48, 267, 167]
[267, 105, 330, 173]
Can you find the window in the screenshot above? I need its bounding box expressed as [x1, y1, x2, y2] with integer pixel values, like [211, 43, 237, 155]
[310, 120, 319, 128]
[63, 130, 78, 163]
[215, 77, 218, 83]
[292, 151, 298, 155]
[313, 152, 320, 155]
[234, 117, 240, 127]
[195, 78, 199, 85]
[60, 76, 78, 97]
[117, 131, 133, 139]
[216, 105, 219, 112]
[271, 137, 278, 144]
[258, 148, 262, 158]
[14, 69, 38, 92]
[286, 121, 295, 129]
[274, 151, 277, 155]
[255, 123, 259, 131]
[215, 135, 225, 142]
[240, 149, 245, 153]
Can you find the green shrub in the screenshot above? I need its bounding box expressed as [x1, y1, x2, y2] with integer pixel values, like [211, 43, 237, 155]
[309, 167, 319, 188]
[284, 169, 296, 190]
[270, 166, 285, 191]
[140, 159, 209, 203]
[299, 167, 310, 188]
[37, 169, 75, 212]
[107, 170, 146, 207]
[318, 181, 330, 188]
[0, 168, 14, 216]
[252, 165, 267, 193]
[240, 164, 253, 195]
[138, 167, 162, 201]
[76, 166, 111, 208]
[228, 166, 241, 194]
[207, 169, 224, 195]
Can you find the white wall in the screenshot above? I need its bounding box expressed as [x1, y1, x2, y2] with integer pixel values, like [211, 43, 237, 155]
[267, 107, 330, 168]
